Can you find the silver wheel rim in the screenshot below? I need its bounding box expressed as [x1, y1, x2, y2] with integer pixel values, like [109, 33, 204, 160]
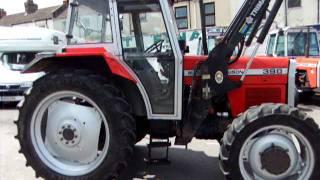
[239, 125, 315, 180]
[30, 91, 110, 176]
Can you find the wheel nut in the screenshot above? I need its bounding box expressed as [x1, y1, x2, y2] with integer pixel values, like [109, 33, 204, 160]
[66, 142, 69, 145]
[60, 138, 63, 141]
[62, 126, 65, 129]
[58, 131, 62, 135]
[68, 125, 71, 128]
[72, 140, 75, 144]
[75, 135, 78, 139]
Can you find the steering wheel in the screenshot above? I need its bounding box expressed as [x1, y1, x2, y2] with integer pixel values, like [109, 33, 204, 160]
[145, 40, 164, 53]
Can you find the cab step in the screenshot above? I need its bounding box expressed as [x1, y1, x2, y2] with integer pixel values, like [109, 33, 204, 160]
[145, 136, 171, 164]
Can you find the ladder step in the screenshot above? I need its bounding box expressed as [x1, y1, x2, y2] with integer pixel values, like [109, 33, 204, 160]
[148, 141, 171, 148]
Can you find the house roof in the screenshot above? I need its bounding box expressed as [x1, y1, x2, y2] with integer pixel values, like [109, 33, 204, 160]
[0, 5, 67, 26]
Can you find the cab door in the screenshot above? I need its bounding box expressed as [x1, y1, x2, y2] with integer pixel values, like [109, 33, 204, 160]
[113, 0, 183, 119]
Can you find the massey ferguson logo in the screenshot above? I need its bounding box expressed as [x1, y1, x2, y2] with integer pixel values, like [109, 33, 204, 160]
[228, 68, 288, 76]
[246, 0, 265, 25]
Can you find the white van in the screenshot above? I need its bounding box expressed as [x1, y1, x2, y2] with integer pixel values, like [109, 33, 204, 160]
[0, 26, 66, 103]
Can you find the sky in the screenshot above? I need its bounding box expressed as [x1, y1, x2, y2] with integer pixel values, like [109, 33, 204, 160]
[0, 0, 63, 15]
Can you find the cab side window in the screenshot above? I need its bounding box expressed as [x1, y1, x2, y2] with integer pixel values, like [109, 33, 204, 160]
[117, 0, 176, 114]
[275, 34, 285, 56]
[266, 34, 276, 56]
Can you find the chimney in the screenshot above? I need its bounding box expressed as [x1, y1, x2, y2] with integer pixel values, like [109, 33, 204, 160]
[63, 0, 69, 6]
[0, 9, 6, 19]
[24, 0, 38, 14]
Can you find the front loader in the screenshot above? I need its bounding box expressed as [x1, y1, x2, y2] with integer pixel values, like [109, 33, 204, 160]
[15, 0, 320, 179]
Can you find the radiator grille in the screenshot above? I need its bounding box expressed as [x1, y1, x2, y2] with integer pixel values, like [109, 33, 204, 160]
[245, 88, 281, 108]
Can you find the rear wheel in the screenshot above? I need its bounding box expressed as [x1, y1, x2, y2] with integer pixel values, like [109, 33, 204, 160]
[220, 104, 320, 180]
[16, 70, 136, 179]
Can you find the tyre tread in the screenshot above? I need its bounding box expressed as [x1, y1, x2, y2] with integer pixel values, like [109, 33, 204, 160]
[219, 103, 319, 180]
[16, 69, 136, 180]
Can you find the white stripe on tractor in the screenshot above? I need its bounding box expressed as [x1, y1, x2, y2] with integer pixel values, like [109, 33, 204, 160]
[184, 68, 288, 77]
[297, 63, 318, 68]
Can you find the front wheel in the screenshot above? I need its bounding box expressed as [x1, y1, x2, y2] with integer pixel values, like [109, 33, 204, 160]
[16, 70, 136, 179]
[220, 104, 320, 180]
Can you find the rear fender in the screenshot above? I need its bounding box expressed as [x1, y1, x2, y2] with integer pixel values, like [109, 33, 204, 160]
[23, 48, 147, 116]
[24, 47, 136, 83]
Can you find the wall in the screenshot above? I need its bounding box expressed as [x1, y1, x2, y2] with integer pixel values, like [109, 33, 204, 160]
[173, 0, 233, 29]
[276, 0, 320, 27]
[231, 0, 320, 28]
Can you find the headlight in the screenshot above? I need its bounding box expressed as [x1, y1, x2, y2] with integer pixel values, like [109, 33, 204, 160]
[21, 82, 33, 88]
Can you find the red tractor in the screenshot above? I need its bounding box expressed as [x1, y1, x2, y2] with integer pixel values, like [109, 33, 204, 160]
[16, 0, 320, 179]
[266, 26, 320, 100]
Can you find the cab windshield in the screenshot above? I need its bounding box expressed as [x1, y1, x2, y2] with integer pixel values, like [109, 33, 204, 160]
[68, 0, 113, 44]
[287, 32, 320, 56]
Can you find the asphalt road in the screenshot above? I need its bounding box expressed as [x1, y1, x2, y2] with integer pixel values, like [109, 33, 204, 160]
[0, 101, 320, 180]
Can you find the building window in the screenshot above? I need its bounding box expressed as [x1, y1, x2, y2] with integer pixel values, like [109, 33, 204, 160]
[175, 6, 188, 29]
[204, 3, 215, 27]
[288, 0, 301, 8]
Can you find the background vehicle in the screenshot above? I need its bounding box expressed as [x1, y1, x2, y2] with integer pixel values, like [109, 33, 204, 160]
[0, 26, 66, 103]
[265, 26, 320, 99]
[179, 27, 226, 55]
[15, 0, 320, 180]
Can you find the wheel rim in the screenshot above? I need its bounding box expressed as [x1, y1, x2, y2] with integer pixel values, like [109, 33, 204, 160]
[239, 125, 315, 180]
[30, 91, 110, 176]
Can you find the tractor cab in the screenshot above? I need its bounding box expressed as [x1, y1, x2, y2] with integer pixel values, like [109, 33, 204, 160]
[66, 0, 183, 118]
[266, 26, 320, 57]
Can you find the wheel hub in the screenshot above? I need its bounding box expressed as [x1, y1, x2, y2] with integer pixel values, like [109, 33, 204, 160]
[42, 100, 105, 166]
[248, 134, 299, 179]
[57, 121, 81, 147]
[63, 128, 75, 141]
[260, 145, 291, 175]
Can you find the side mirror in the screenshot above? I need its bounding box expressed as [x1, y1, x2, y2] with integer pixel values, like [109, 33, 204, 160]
[178, 39, 189, 54]
[279, 29, 284, 36]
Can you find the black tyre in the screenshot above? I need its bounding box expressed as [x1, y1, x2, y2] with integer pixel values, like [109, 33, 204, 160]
[220, 103, 320, 180]
[16, 69, 136, 180]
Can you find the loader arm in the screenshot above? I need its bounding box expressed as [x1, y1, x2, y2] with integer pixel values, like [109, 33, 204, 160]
[202, 0, 284, 98]
[176, 0, 284, 145]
